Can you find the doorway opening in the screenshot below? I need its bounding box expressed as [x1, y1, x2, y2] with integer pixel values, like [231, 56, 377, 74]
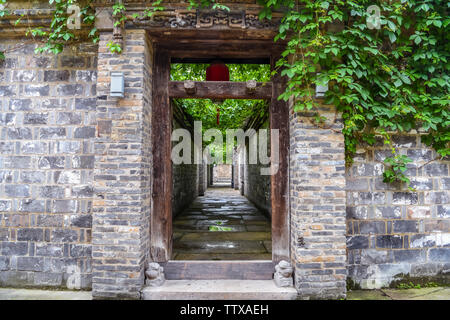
[169, 62, 273, 261]
[150, 40, 289, 279]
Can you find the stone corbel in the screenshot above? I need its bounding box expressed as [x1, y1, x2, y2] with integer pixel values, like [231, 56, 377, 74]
[145, 262, 165, 287]
[274, 260, 294, 287]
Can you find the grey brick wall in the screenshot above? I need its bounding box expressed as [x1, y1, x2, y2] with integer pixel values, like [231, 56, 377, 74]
[236, 123, 271, 217]
[289, 105, 347, 299]
[92, 30, 152, 299]
[172, 119, 199, 217]
[0, 40, 97, 289]
[346, 134, 450, 288]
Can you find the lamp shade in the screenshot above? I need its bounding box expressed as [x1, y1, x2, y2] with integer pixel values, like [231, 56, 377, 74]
[206, 61, 229, 81]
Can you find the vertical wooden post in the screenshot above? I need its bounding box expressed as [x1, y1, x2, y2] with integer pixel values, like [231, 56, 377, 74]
[151, 48, 172, 262]
[270, 53, 290, 263]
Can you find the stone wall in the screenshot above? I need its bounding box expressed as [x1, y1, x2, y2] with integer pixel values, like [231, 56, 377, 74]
[0, 40, 97, 289]
[92, 30, 152, 299]
[289, 104, 347, 299]
[172, 120, 199, 218]
[346, 134, 450, 288]
[236, 125, 272, 217]
[213, 164, 231, 183]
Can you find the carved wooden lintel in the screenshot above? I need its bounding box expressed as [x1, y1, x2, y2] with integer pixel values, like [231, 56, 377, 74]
[128, 9, 281, 30]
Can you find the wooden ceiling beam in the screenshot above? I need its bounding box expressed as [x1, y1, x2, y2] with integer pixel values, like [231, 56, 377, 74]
[169, 81, 272, 100]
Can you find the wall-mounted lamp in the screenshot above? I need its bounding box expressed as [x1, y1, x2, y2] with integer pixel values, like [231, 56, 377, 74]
[110, 72, 124, 98]
[315, 73, 328, 98]
[315, 83, 328, 98]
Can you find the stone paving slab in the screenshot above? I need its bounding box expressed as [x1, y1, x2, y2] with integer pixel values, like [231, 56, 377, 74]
[0, 288, 92, 300]
[181, 231, 271, 241]
[142, 280, 298, 300]
[173, 187, 272, 260]
[173, 240, 268, 254]
[347, 287, 450, 300]
[174, 253, 272, 260]
[381, 287, 450, 300]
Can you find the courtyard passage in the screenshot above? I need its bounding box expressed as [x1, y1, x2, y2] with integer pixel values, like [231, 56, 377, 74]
[172, 186, 271, 260]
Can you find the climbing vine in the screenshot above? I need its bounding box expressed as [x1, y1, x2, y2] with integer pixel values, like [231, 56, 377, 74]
[0, 0, 449, 187]
[259, 0, 449, 186]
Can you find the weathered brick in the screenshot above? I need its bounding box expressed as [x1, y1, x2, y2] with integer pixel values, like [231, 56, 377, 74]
[38, 156, 65, 169]
[74, 126, 96, 139]
[51, 229, 78, 242]
[75, 98, 97, 111]
[346, 236, 369, 249]
[8, 99, 32, 111]
[424, 163, 448, 176]
[52, 200, 78, 213]
[23, 84, 49, 96]
[38, 186, 65, 199]
[17, 257, 44, 272]
[376, 235, 403, 248]
[18, 199, 45, 213]
[7, 128, 32, 140]
[23, 113, 49, 125]
[428, 248, 450, 262]
[393, 220, 418, 233]
[4, 184, 30, 197]
[17, 228, 44, 241]
[1, 242, 28, 255]
[40, 127, 66, 139]
[392, 192, 418, 205]
[43, 70, 70, 82]
[56, 112, 82, 125]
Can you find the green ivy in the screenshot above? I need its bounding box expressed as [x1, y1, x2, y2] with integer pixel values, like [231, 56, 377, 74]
[258, 0, 449, 186]
[0, 0, 449, 188]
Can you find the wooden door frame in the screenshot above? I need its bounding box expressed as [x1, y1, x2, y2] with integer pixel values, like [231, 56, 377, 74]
[150, 40, 290, 278]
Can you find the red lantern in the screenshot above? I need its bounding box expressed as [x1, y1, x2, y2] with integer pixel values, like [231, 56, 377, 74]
[206, 61, 230, 82]
[206, 61, 229, 125]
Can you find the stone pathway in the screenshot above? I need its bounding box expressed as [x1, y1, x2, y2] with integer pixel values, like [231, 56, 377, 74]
[172, 187, 272, 260]
[347, 287, 450, 300]
[0, 288, 92, 300]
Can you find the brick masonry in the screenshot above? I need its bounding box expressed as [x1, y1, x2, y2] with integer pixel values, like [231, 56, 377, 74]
[0, 3, 448, 299]
[92, 30, 152, 299]
[346, 134, 450, 288]
[289, 104, 347, 299]
[172, 118, 199, 217]
[236, 123, 272, 217]
[0, 40, 97, 289]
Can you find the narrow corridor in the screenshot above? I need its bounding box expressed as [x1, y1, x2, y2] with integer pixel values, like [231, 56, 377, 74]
[172, 187, 272, 260]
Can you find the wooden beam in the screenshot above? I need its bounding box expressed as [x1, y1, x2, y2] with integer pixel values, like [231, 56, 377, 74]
[169, 81, 272, 100]
[162, 261, 275, 280]
[151, 48, 172, 262]
[270, 54, 290, 263]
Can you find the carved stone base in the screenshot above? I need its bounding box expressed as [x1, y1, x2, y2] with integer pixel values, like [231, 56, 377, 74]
[273, 260, 294, 288]
[145, 262, 165, 287]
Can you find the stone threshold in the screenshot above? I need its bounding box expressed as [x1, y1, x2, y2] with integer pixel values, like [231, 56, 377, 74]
[141, 280, 298, 300]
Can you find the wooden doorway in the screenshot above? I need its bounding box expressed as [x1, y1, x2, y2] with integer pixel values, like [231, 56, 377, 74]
[150, 38, 289, 279]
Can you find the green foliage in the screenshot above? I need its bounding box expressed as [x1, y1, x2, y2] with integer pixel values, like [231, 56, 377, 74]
[1, 0, 448, 187]
[171, 63, 270, 157]
[30, 0, 97, 54]
[397, 281, 439, 289]
[260, 0, 449, 172]
[171, 63, 271, 135]
[106, 40, 122, 53]
[0, 0, 8, 59]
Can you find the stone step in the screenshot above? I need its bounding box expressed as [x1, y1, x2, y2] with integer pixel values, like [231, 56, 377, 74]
[142, 280, 298, 300]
